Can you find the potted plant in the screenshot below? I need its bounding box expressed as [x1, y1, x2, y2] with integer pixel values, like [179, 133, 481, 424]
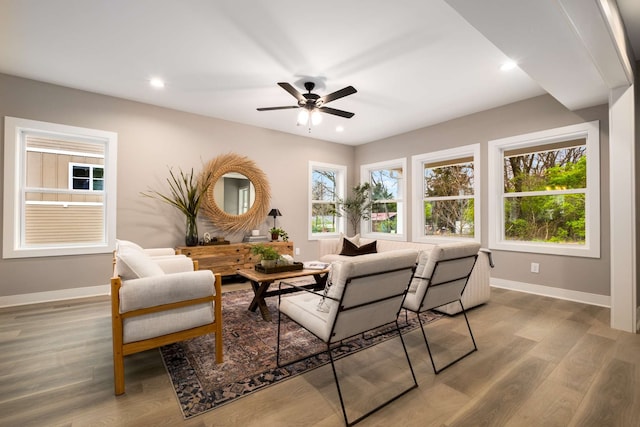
[337, 182, 371, 235]
[142, 167, 212, 246]
[250, 244, 282, 267]
[269, 227, 289, 241]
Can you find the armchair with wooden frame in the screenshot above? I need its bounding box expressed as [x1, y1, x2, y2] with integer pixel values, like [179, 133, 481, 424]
[111, 240, 222, 395]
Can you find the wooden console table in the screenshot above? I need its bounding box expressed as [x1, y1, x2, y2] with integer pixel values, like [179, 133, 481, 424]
[176, 241, 294, 277]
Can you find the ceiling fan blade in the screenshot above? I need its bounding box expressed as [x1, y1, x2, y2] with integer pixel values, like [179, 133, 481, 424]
[319, 86, 357, 104]
[256, 106, 299, 111]
[277, 82, 305, 104]
[318, 106, 355, 118]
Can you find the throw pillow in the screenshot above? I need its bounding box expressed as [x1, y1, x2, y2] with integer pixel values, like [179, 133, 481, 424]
[339, 238, 377, 256]
[336, 233, 360, 253]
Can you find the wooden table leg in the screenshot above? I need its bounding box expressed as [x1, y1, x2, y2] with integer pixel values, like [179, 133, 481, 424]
[248, 279, 273, 321]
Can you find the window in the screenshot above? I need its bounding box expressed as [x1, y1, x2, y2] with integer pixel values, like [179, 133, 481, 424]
[412, 144, 480, 242]
[309, 162, 346, 239]
[3, 117, 118, 258]
[488, 121, 599, 257]
[361, 158, 406, 240]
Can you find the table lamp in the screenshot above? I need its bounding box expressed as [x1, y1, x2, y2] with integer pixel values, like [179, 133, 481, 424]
[268, 208, 282, 228]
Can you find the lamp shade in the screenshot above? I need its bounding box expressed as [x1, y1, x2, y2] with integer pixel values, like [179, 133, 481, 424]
[268, 209, 282, 217]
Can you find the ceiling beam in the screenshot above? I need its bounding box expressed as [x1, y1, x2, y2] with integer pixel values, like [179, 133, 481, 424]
[445, 0, 633, 111]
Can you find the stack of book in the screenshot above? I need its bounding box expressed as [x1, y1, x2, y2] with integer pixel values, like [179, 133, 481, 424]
[243, 235, 270, 242]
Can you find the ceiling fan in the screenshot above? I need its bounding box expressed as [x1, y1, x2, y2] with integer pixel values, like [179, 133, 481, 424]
[257, 82, 357, 121]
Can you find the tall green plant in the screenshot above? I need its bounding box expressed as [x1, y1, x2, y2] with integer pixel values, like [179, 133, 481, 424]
[337, 182, 371, 234]
[142, 167, 211, 218]
[142, 167, 212, 246]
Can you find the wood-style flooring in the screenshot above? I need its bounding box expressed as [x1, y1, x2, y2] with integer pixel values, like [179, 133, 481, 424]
[1, 285, 639, 427]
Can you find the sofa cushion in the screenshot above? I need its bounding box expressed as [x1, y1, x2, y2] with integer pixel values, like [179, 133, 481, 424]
[339, 238, 377, 256]
[116, 246, 165, 280]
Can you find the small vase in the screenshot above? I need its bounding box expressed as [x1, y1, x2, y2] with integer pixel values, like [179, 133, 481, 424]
[185, 215, 198, 246]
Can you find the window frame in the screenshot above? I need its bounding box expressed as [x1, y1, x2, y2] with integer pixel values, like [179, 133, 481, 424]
[411, 143, 480, 243]
[360, 157, 407, 241]
[487, 121, 600, 257]
[3, 116, 118, 258]
[308, 161, 346, 240]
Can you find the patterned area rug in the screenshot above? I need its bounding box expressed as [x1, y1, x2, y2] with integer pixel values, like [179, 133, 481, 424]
[160, 285, 441, 419]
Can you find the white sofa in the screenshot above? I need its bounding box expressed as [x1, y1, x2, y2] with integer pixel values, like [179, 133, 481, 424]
[318, 235, 492, 314]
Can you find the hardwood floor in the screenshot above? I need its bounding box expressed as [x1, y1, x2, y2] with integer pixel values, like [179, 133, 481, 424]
[1, 286, 639, 426]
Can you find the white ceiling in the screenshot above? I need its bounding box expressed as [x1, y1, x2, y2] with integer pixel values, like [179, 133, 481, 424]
[0, 0, 637, 146]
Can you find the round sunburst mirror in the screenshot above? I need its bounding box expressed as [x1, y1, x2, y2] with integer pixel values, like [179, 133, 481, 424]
[200, 153, 271, 233]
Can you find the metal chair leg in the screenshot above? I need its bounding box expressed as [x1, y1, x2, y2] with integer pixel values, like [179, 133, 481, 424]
[328, 322, 418, 426]
[418, 300, 477, 374]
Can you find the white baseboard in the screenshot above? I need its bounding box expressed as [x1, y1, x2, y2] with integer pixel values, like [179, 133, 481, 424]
[0, 284, 110, 308]
[491, 278, 610, 308]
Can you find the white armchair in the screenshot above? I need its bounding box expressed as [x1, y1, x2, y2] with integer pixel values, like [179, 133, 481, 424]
[277, 249, 419, 426]
[111, 240, 222, 395]
[403, 241, 480, 373]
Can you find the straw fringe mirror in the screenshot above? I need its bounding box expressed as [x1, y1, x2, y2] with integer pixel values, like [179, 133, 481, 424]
[200, 153, 271, 233]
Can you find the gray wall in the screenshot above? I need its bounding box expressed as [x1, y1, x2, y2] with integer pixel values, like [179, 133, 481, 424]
[0, 73, 612, 300]
[0, 73, 354, 297]
[357, 95, 610, 297]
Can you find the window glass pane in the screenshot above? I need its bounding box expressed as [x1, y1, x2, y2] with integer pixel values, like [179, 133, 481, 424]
[504, 194, 585, 243]
[311, 203, 337, 233]
[73, 166, 90, 178]
[370, 168, 402, 200]
[424, 162, 474, 197]
[504, 147, 586, 193]
[73, 178, 90, 190]
[312, 170, 336, 202]
[371, 202, 397, 233]
[93, 167, 104, 179]
[93, 179, 104, 191]
[423, 199, 474, 237]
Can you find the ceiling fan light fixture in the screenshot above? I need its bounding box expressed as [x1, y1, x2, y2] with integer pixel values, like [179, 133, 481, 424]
[297, 109, 309, 126]
[311, 110, 322, 126]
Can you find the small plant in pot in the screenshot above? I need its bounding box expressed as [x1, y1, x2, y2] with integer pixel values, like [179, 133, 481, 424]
[250, 244, 282, 267]
[269, 227, 288, 241]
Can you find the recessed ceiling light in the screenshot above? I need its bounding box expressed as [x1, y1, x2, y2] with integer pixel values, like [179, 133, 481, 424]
[500, 60, 518, 71]
[336, 126, 344, 133]
[150, 77, 165, 88]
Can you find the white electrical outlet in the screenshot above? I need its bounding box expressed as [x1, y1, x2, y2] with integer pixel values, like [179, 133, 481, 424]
[531, 262, 539, 273]
[295, 247, 300, 255]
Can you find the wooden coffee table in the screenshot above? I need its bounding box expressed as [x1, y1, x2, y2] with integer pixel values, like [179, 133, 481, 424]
[237, 267, 330, 321]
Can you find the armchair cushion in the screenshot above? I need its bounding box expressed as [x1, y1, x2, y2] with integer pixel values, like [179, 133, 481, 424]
[116, 246, 165, 280]
[282, 249, 418, 342]
[116, 239, 176, 257]
[119, 270, 215, 313]
[154, 255, 194, 274]
[123, 303, 214, 344]
[404, 242, 481, 312]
